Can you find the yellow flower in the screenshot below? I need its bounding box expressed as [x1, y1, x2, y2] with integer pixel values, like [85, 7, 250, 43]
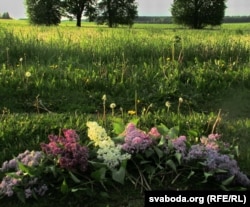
[128, 110, 136, 115]
[25, 71, 31, 78]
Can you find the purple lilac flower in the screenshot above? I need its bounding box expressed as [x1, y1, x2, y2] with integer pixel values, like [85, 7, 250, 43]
[184, 144, 250, 187]
[205, 150, 250, 186]
[184, 144, 208, 161]
[0, 175, 20, 197]
[41, 129, 89, 172]
[0, 151, 43, 173]
[34, 184, 48, 196]
[121, 123, 152, 153]
[171, 136, 187, 157]
[25, 188, 33, 198]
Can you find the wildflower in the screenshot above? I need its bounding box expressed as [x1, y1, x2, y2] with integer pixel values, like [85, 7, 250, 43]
[19, 58, 23, 62]
[102, 94, 107, 101]
[110, 103, 116, 116]
[165, 101, 171, 108]
[121, 123, 152, 153]
[128, 110, 136, 115]
[110, 103, 116, 109]
[178, 97, 183, 103]
[25, 71, 31, 78]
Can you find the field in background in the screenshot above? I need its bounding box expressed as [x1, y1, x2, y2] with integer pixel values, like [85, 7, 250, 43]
[0, 19, 250, 205]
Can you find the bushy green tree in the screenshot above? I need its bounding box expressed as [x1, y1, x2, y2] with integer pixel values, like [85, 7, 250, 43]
[1, 12, 11, 19]
[97, 0, 138, 28]
[25, 0, 62, 25]
[171, 0, 227, 29]
[61, 0, 97, 27]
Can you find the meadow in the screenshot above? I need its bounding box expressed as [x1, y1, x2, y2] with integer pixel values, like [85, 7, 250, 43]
[0, 19, 250, 206]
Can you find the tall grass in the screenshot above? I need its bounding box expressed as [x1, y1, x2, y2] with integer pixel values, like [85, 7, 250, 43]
[0, 19, 250, 177]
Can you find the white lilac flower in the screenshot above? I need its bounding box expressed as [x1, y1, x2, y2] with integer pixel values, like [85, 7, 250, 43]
[87, 121, 131, 168]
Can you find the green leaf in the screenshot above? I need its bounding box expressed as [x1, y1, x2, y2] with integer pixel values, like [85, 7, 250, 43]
[145, 148, 154, 158]
[69, 171, 81, 183]
[187, 170, 195, 179]
[158, 136, 166, 146]
[111, 117, 125, 135]
[168, 126, 179, 139]
[17, 161, 33, 176]
[48, 165, 57, 177]
[201, 172, 213, 183]
[91, 167, 107, 182]
[16, 191, 25, 203]
[187, 129, 198, 138]
[234, 145, 239, 157]
[153, 146, 164, 159]
[156, 123, 169, 136]
[221, 175, 235, 186]
[166, 159, 177, 173]
[215, 169, 228, 173]
[71, 188, 86, 192]
[174, 152, 182, 165]
[129, 117, 140, 125]
[111, 160, 127, 184]
[60, 179, 69, 194]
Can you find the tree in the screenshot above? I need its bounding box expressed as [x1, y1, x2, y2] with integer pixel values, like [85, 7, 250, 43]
[25, 0, 62, 25]
[171, 0, 227, 29]
[1, 12, 11, 19]
[61, 0, 97, 27]
[97, 0, 138, 28]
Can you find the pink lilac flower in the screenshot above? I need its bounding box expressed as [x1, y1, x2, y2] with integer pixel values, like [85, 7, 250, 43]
[121, 123, 152, 153]
[208, 133, 221, 140]
[63, 129, 80, 143]
[148, 127, 161, 138]
[41, 129, 89, 172]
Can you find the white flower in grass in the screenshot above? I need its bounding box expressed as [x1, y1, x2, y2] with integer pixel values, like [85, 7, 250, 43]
[110, 103, 116, 109]
[179, 97, 183, 103]
[25, 71, 31, 78]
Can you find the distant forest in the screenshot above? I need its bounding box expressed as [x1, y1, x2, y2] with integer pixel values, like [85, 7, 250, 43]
[134, 16, 250, 24]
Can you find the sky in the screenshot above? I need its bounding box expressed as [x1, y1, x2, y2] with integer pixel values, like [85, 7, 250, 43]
[0, 0, 249, 19]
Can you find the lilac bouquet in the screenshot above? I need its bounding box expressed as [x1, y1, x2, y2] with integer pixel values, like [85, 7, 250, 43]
[41, 129, 89, 172]
[0, 129, 89, 202]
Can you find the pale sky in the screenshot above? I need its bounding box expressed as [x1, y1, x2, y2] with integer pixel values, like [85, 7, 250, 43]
[0, 0, 249, 19]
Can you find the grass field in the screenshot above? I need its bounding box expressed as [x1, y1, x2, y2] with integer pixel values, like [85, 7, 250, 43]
[0, 19, 250, 206]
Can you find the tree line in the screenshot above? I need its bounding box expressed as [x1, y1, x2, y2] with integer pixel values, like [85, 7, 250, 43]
[135, 16, 250, 24]
[2, 0, 231, 29]
[25, 0, 138, 27]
